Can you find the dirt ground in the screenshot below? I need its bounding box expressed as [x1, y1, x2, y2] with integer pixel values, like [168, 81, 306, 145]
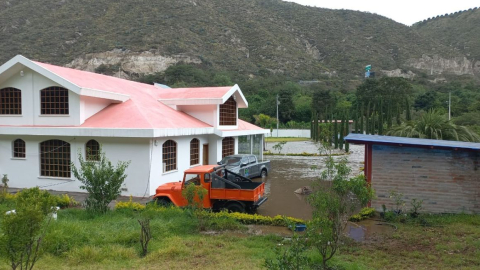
[8, 140, 365, 218]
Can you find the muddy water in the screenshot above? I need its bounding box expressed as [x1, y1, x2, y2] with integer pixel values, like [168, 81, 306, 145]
[345, 219, 396, 242]
[255, 141, 365, 220]
[254, 156, 316, 220]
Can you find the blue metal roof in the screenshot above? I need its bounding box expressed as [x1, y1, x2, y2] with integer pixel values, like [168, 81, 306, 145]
[344, 134, 480, 151]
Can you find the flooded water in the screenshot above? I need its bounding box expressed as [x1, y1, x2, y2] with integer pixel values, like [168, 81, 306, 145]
[345, 219, 396, 242]
[255, 141, 365, 220]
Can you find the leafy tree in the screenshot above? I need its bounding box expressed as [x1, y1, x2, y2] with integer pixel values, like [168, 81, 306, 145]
[164, 64, 209, 86]
[356, 77, 414, 134]
[212, 74, 233, 86]
[414, 91, 442, 111]
[71, 149, 130, 214]
[307, 154, 374, 269]
[253, 114, 277, 129]
[454, 111, 480, 126]
[277, 82, 299, 123]
[312, 89, 335, 120]
[0, 188, 57, 270]
[387, 109, 480, 142]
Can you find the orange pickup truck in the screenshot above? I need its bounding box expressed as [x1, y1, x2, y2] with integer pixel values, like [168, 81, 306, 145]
[152, 165, 268, 213]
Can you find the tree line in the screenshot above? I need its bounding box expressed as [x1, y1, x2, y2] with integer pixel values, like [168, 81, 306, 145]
[128, 63, 480, 142]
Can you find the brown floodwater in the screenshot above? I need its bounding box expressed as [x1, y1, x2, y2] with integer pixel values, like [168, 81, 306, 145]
[254, 156, 317, 220]
[256, 142, 365, 220]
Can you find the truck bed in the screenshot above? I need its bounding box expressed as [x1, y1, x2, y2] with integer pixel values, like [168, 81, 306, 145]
[210, 181, 265, 202]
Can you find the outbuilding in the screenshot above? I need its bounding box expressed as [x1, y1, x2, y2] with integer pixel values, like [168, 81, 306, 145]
[345, 134, 480, 214]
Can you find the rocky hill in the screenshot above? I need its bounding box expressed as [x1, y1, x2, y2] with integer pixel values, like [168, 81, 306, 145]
[413, 7, 480, 77]
[0, 0, 475, 80]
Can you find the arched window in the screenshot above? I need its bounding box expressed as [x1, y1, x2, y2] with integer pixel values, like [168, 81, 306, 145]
[163, 140, 177, 172]
[190, 138, 199, 166]
[219, 96, 237, 125]
[13, 139, 25, 158]
[0, 87, 22, 115]
[40, 86, 69, 115]
[40, 140, 71, 178]
[222, 137, 235, 158]
[85, 140, 100, 161]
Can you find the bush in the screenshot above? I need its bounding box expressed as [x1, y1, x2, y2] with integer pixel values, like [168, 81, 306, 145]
[0, 187, 57, 270]
[197, 211, 304, 227]
[71, 148, 130, 214]
[54, 194, 79, 208]
[349, 207, 375, 222]
[115, 196, 146, 211]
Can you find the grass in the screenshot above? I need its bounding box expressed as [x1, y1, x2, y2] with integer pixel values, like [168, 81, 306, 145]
[265, 137, 310, 142]
[0, 201, 479, 269]
[338, 214, 480, 270]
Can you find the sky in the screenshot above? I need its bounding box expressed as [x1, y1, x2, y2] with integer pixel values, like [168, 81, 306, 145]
[284, 0, 479, 26]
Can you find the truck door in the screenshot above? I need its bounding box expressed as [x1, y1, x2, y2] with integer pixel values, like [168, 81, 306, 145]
[241, 156, 251, 178]
[248, 156, 259, 177]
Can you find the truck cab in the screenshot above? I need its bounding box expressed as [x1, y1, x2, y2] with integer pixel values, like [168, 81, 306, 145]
[153, 165, 267, 213]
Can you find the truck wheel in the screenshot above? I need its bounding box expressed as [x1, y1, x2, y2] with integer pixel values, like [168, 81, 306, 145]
[225, 202, 245, 213]
[261, 169, 268, 178]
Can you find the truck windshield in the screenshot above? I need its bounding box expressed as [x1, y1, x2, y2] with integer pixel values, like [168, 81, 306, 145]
[220, 156, 242, 166]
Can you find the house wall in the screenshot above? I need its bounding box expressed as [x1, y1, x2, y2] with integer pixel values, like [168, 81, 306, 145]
[80, 96, 112, 124]
[177, 105, 217, 126]
[0, 68, 81, 126]
[0, 135, 152, 196]
[0, 68, 112, 126]
[371, 144, 480, 214]
[149, 134, 239, 195]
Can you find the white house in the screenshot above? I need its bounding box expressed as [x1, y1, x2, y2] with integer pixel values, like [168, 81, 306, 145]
[0, 55, 269, 197]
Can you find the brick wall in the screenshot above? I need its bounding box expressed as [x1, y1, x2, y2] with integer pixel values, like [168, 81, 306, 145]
[371, 145, 480, 214]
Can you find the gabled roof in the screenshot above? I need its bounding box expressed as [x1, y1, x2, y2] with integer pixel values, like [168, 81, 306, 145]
[345, 134, 480, 151]
[0, 55, 266, 136]
[157, 84, 248, 108]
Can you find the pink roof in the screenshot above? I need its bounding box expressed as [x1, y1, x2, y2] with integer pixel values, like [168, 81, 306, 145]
[157, 86, 232, 100]
[219, 120, 266, 132]
[20, 60, 259, 132]
[33, 61, 213, 129]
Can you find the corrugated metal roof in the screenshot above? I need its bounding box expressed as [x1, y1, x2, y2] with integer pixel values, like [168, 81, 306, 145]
[344, 134, 480, 151]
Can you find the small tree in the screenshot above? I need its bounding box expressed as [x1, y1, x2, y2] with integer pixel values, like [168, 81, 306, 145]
[71, 149, 130, 214]
[308, 154, 374, 269]
[272, 141, 287, 154]
[182, 182, 208, 211]
[1, 188, 56, 270]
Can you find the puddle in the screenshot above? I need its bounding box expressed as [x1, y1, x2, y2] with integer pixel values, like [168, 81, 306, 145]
[345, 219, 396, 242]
[254, 143, 364, 220]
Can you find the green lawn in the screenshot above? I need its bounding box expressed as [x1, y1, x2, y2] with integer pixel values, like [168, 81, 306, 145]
[0, 202, 479, 270]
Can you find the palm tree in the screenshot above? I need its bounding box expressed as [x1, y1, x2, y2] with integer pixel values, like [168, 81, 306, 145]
[386, 109, 480, 142]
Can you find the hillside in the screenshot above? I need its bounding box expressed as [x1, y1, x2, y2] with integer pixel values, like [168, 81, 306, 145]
[0, 0, 466, 80]
[413, 7, 480, 77]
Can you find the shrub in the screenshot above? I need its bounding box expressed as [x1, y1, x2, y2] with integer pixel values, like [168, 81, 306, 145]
[197, 211, 304, 227]
[71, 148, 130, 214]
[54, 194, 79, 208]
[349, 207, 375, 222]
[115, 196, 146, 211]
[0, 187, 57, 270]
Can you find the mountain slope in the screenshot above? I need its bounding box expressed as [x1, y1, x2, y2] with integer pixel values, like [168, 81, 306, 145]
[0, 0, 464, 78]
[413, 7, 480, 76]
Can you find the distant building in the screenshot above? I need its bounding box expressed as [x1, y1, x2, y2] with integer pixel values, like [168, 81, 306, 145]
[345, 134, 480, 214]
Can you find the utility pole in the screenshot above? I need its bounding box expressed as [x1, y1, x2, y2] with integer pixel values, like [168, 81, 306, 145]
[448, 92, 451, 121]
[276, 94, 280, 138]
